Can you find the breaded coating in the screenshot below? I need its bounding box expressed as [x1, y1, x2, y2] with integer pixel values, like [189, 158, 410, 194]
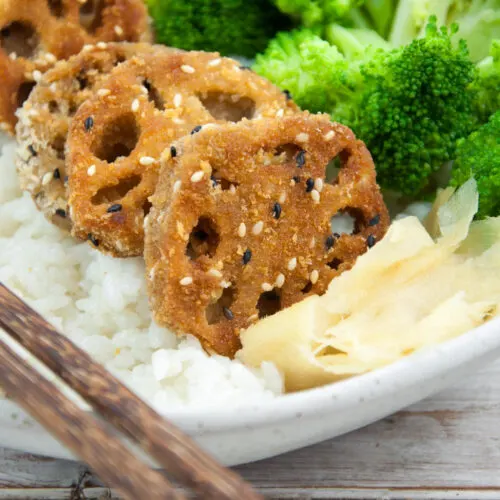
[67, 50, 298, 257]
[15, 42, 157, 230]
[0, 0, 152, 134]
[144, 113, 390, 357]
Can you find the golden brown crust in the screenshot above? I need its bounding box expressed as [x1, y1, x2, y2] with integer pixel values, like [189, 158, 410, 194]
[15, 42, 158, 231]
[144, 113, 390, 357]
[0, 0, 152, 134]
[67, 50, 298, 257]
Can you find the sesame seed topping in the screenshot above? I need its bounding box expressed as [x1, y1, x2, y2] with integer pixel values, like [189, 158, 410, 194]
[55, 208, 66, 218]
[279, 192, 286, 204]
[325, 234, 335, 250]
[27, 109, 39, 118]
[181, 64, 195, 74]
[45, 52, 56, 63]
[97, 42, 107, 49]
[87, 164, 96, 176]
[208, 58, 221, 67]
[84, 116, 93, 131]
[262, 283, 273, 292]
[272, 202, 282, 219]
[283, 89, 292, 100]
[140, 156, 156, 166]
[114, 25, 124, 36]
[314, 178, 324, 192]
[190, 170, 204, 183]
[310, 269, 319, 285]
[131, 98, 140, 112]
[49, 83, 57, 93]
[9, 52, 17, 60]
[310, 236, 316, 248]
[208, 269, 222, 278]
[191, 125, 202, 135]
[238, 223, 246, 237]
[32, 70, 42, 82]
[296, 150, 306, 168]
[252, 221, 264, 235]
[88, 234, 99, 247]
[220, 280, 232, 289]
[172, 118, 185, 125]
[170, 146, 177, 158]
[287, 257, 297, 271]
[97, 88, 110, 97]
[28, 145, 37, 156]
[368, 214, 380, 226]
[173, 93, 182, 107]
[367, 234, 376, 248]
[180, 276, 193, 286]
[82, 44, 93, 52]
[305, 178, 314, 192]
[53, 168, 60, 179]
[223, 307, 234, 320]
[292, 175, 300, 183]
[311, 189, 320, 203]
[173, 180, 182, 193]
[275, 273, 285, 288]
[229, 184, 236, 194]
[242, 249, 252, 265]
[107, 204, 122, 213]
[276, 108, 284, 117]
[324, 130, 335, 141]
[41, 172, 52, 185]
[296, 133, 309, 142]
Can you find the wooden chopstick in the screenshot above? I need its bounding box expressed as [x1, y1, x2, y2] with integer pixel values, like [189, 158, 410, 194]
[0, 283, 262, 500]
[0, 335, 184, 500]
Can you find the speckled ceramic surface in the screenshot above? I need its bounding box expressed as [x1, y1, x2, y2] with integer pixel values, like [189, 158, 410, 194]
[0, 316, 499, 465]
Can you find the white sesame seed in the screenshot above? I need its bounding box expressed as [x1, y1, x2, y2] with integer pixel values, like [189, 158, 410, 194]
[311, 189, 320, 203]
[82, 44, 93, 52]
[324, 130, 335, 141]
[252, 221, 264, 235]
[173, 180, 182, 193]
[208, 269, 222, 278]
[190, 170, 204, 183]
[275, 108, 284, 117]
[295, 133, 309, 142]
[229, 184, 236, 194]
[97, 42, 107, 49]
[180, 276, 193, 286]
[45, 52, 56, 63]
[220, 280, 232, 289]
[238, 223, 246, 238]
[287, 257, 297, 271]
[262, 282, 273, 292]
[41, 172, 53, 186]
[181, 64, 195, 74]
[131, 98, 140, 112]
[27, 109, 39, 118]
[208, 58, 221, 67]
[173, 93, 182, 108]
[275, 273, 285, 288]
[87, 164, 96, 176]
[279, 192, 286, 204]
[314, 178, 324, 192]
[310, 236, 316, 248]
[32, 70, 42, 82]
[139, 156, 156, 166]
[9, 52, 17, 60]
[97, 88, 110, 97]
[310, 269, 319, 285]
[140, 85, 148, 95]
[173, 117, 185, 124]
[114, 25, 124, 36]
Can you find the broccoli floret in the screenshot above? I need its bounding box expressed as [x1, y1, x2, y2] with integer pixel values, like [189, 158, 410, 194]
[389, 0, 500, 62]
[450, 111, 500, 219]
[473, 40, 500, 123]
[146, 0, 290, 58]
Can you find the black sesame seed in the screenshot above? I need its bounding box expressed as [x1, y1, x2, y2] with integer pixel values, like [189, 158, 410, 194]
[191, 125, 202, 135]
[242, 248, 252, 265]
[210, 175, 218, 187]
[325, 234, 335, 250]
[170, 145, 177, 158]
[272, 202, 282, 219]
[333, 232, 340, 239]
[367, 234, 376, 248]
[292, 175, 300, 183]
[283, 89, 292, 100]
[296, 150, 306, 168]
[305, 177, 314, 192]
[368, 214, 380, 226]
[28, 145, 37, 157]
[107, 204, 122, 213]
[64, 176, 69, 184]
[240, 65, 252, 71]
[223, 307, 234, 320]
[84, 116, 93, 131]
[55, 208, 66, 218]
[53, 168, 61, 179]
[88, 233, 99, 247]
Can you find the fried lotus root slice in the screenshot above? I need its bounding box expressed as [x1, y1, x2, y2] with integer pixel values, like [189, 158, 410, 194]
[67, 50, 298, 257]
[0, 0, 152, 134]
[144, 113, 390, 357]
[15, 43, 159, 231]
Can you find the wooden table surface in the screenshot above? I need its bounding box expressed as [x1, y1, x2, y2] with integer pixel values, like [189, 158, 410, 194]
[1, 359, 499, 500]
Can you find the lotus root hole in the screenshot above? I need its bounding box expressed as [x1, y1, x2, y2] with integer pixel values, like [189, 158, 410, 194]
[79, 0, 105, 34]
[143, 80, 164, 110]
[93, 113, 139, 163]
[143, 199, 152, 216]
[301, 282, 313, 294]
[52, 135, 66, 160]
[331, 212, 356, 235]
[273, 143, 302, 164]
[206, 287, 235, 325]
[198, 92, 256, 122]
[48, 0, 64, 17]
[257, 290, 281, 319]
[186, 217, 220, 260]
[328, 258, 343, 270]
[211, 169, 238, 191]
[16, 82, 37, 108]
[91, 175, 141, 205]
[325, 156, 342, 184]
[0, 22, 39, 59]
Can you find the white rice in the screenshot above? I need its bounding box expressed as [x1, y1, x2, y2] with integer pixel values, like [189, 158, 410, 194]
[0, 136, 283, 412]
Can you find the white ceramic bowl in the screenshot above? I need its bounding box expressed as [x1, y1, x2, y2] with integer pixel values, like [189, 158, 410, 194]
[1, 316, 499, 465]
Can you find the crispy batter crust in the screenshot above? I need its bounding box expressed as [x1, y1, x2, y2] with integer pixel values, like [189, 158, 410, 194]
[144, 113, 390, 357]
[0, 0, 152, 134]
[67, 50, 298, 257]
[15, 42, 157, 230]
